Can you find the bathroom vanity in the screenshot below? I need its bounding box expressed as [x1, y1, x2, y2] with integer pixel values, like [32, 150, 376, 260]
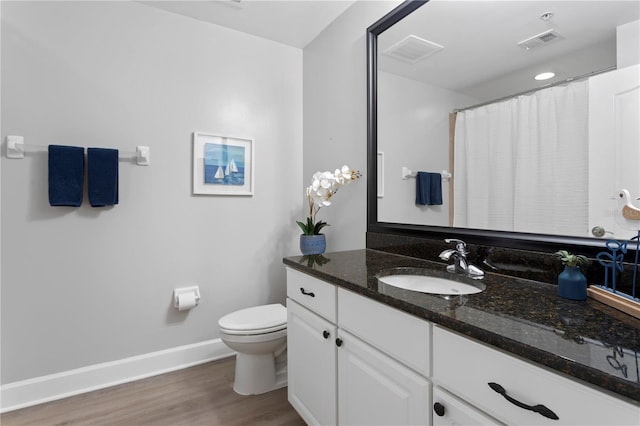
[284, 249, 640, 425]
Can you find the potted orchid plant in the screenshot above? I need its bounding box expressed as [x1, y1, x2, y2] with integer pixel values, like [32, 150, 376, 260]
[297, 165, 361, 255]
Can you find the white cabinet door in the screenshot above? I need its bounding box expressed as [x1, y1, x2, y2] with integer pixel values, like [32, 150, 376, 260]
[287, 299, 337, 426]
[432, 386, 502, 426]
[337, 329, 430, 426]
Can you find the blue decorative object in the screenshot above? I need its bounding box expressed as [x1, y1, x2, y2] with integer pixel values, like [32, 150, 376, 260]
[558, 266, 587, 301]
[596, 240, 627, 291]
[300, 234, 326, 255]
[631, 231, 640, 299]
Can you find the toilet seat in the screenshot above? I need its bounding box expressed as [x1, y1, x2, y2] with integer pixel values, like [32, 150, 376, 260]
[219, 303, 286, 336]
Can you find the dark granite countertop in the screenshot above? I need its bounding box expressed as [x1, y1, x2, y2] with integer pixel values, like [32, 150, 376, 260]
[283, 249, 640, 403]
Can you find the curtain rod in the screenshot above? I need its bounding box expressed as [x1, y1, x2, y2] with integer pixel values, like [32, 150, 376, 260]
[453, 66, 616, 113]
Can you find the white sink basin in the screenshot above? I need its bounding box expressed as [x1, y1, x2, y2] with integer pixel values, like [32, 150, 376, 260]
[377, 269, 485, 295]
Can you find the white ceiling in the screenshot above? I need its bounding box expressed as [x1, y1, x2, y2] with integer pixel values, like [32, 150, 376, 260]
[379, 0, 640, 104]
[138, 0, 639, 105]
[138, 0, 356, 48]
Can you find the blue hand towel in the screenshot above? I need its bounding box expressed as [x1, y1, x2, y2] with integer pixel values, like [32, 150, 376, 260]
[416, 172, 443, 206]
[48, 145, 85, 207]
[88, 148, 119, 207]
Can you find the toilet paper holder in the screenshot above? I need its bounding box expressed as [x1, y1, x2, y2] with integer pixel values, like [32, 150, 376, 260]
[173, 286, 201, 310]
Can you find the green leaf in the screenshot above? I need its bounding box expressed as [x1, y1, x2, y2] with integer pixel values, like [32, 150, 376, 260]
[313, 221, 328, 235]
[296, 220, 312, 235]
[297, 218, 330, 235]
[553, 250, 589, 267]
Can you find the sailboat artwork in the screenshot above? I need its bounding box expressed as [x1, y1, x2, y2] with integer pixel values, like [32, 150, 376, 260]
[203, 142, 245, 186]
[193, 132, 253, 196]
[214, 166, 224, 180]
[224, 159, 239, 177]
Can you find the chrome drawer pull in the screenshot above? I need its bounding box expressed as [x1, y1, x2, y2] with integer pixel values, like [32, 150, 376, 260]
[300, 287, 315, 297]
[488, 382, 559, 420]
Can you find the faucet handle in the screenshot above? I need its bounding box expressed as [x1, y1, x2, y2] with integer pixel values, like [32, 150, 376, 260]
[444, 238, 467, 254]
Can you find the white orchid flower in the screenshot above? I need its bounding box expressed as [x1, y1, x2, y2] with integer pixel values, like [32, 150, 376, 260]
[335, 165, 353, 184]
[298, 165, 361, 236]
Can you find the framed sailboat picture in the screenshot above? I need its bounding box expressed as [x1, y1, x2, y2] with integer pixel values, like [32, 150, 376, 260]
[192, 132, 254, 195]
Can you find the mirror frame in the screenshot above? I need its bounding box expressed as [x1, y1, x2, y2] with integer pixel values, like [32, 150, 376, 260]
[366, 0, 617, 257]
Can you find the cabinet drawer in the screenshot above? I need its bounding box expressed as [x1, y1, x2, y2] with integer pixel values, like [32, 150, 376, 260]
[286, 268, 336, 322]
[338, 287, 430, 376]
[433, 326, 640, 425]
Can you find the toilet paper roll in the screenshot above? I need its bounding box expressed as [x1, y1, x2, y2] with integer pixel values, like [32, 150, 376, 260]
[177, 292, 197, 311]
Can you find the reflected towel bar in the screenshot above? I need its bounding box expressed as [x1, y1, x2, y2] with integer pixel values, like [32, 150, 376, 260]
[402, 167, 451, 182]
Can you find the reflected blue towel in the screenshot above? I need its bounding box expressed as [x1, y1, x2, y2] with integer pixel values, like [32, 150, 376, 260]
[416, 172, 442, 206]
[48, 145, 85, 207]
[88, 148, 119, 207]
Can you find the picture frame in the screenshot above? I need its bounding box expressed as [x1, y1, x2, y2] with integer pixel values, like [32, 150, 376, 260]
[192, 132, 254, 196]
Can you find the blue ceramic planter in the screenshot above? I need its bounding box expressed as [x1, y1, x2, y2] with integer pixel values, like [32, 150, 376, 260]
[300, 234, 326, 255]
[557, 266, 587, 301]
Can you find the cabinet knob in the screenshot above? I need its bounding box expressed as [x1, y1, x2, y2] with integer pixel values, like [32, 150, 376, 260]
[323, 330, 330, 339]
[300, 287, 315, 297]
[433, 402, 445, 417]
[335, 338, 343, 347]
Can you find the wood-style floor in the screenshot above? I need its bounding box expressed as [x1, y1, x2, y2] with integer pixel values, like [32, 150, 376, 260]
[1, 357, 306, 426]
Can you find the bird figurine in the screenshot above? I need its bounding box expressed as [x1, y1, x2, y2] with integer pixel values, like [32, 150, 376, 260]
[619, 189, 640, 221]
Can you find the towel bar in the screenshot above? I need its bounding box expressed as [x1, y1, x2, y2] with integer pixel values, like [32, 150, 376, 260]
[5, 135, 150, 166]
[402, 167, 452, 182]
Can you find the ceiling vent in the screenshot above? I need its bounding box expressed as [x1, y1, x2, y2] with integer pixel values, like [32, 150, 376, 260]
[383, 35, 444, 64]
[518, 29, 564, 50]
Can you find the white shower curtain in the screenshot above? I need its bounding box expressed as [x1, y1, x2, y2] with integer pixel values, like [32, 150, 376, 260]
[453, 80, 589, 235]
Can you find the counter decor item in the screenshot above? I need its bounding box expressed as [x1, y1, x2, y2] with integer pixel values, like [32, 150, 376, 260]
[588, 236, 640, 320]
[553, 250, 588, 301]
[297, 165, 361, 255]
[299, 234, 326, 256]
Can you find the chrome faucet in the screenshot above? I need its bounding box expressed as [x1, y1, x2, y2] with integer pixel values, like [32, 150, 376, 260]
[439, 238, 484, 279]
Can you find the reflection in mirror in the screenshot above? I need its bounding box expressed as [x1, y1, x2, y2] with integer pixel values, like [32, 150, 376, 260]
[374, 1, 639, 242]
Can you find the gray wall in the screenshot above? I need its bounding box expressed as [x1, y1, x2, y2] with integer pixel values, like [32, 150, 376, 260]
[303, 0, 401, 251]
[1, 0, 410, 388]
[1, 1, 302, 384]
[377, 71, 478, 226]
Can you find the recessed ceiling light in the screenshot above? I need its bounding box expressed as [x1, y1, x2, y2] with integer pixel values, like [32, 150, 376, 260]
[535, 72, 556, 81]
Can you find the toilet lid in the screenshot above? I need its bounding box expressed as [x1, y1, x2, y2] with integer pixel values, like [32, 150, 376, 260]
[218, 303, 287, 333]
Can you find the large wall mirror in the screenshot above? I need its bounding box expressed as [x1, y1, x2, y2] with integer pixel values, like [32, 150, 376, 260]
[367, 0, 640, 254]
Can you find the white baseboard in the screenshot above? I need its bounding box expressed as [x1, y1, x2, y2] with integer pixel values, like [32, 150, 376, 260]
[0, 338, 234, 413]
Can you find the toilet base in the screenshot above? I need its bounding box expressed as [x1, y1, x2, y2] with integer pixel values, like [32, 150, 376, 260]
[233, 352, 288, 395]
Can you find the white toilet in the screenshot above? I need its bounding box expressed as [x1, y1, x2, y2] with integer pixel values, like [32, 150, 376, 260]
[218, 303, 287, 395]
